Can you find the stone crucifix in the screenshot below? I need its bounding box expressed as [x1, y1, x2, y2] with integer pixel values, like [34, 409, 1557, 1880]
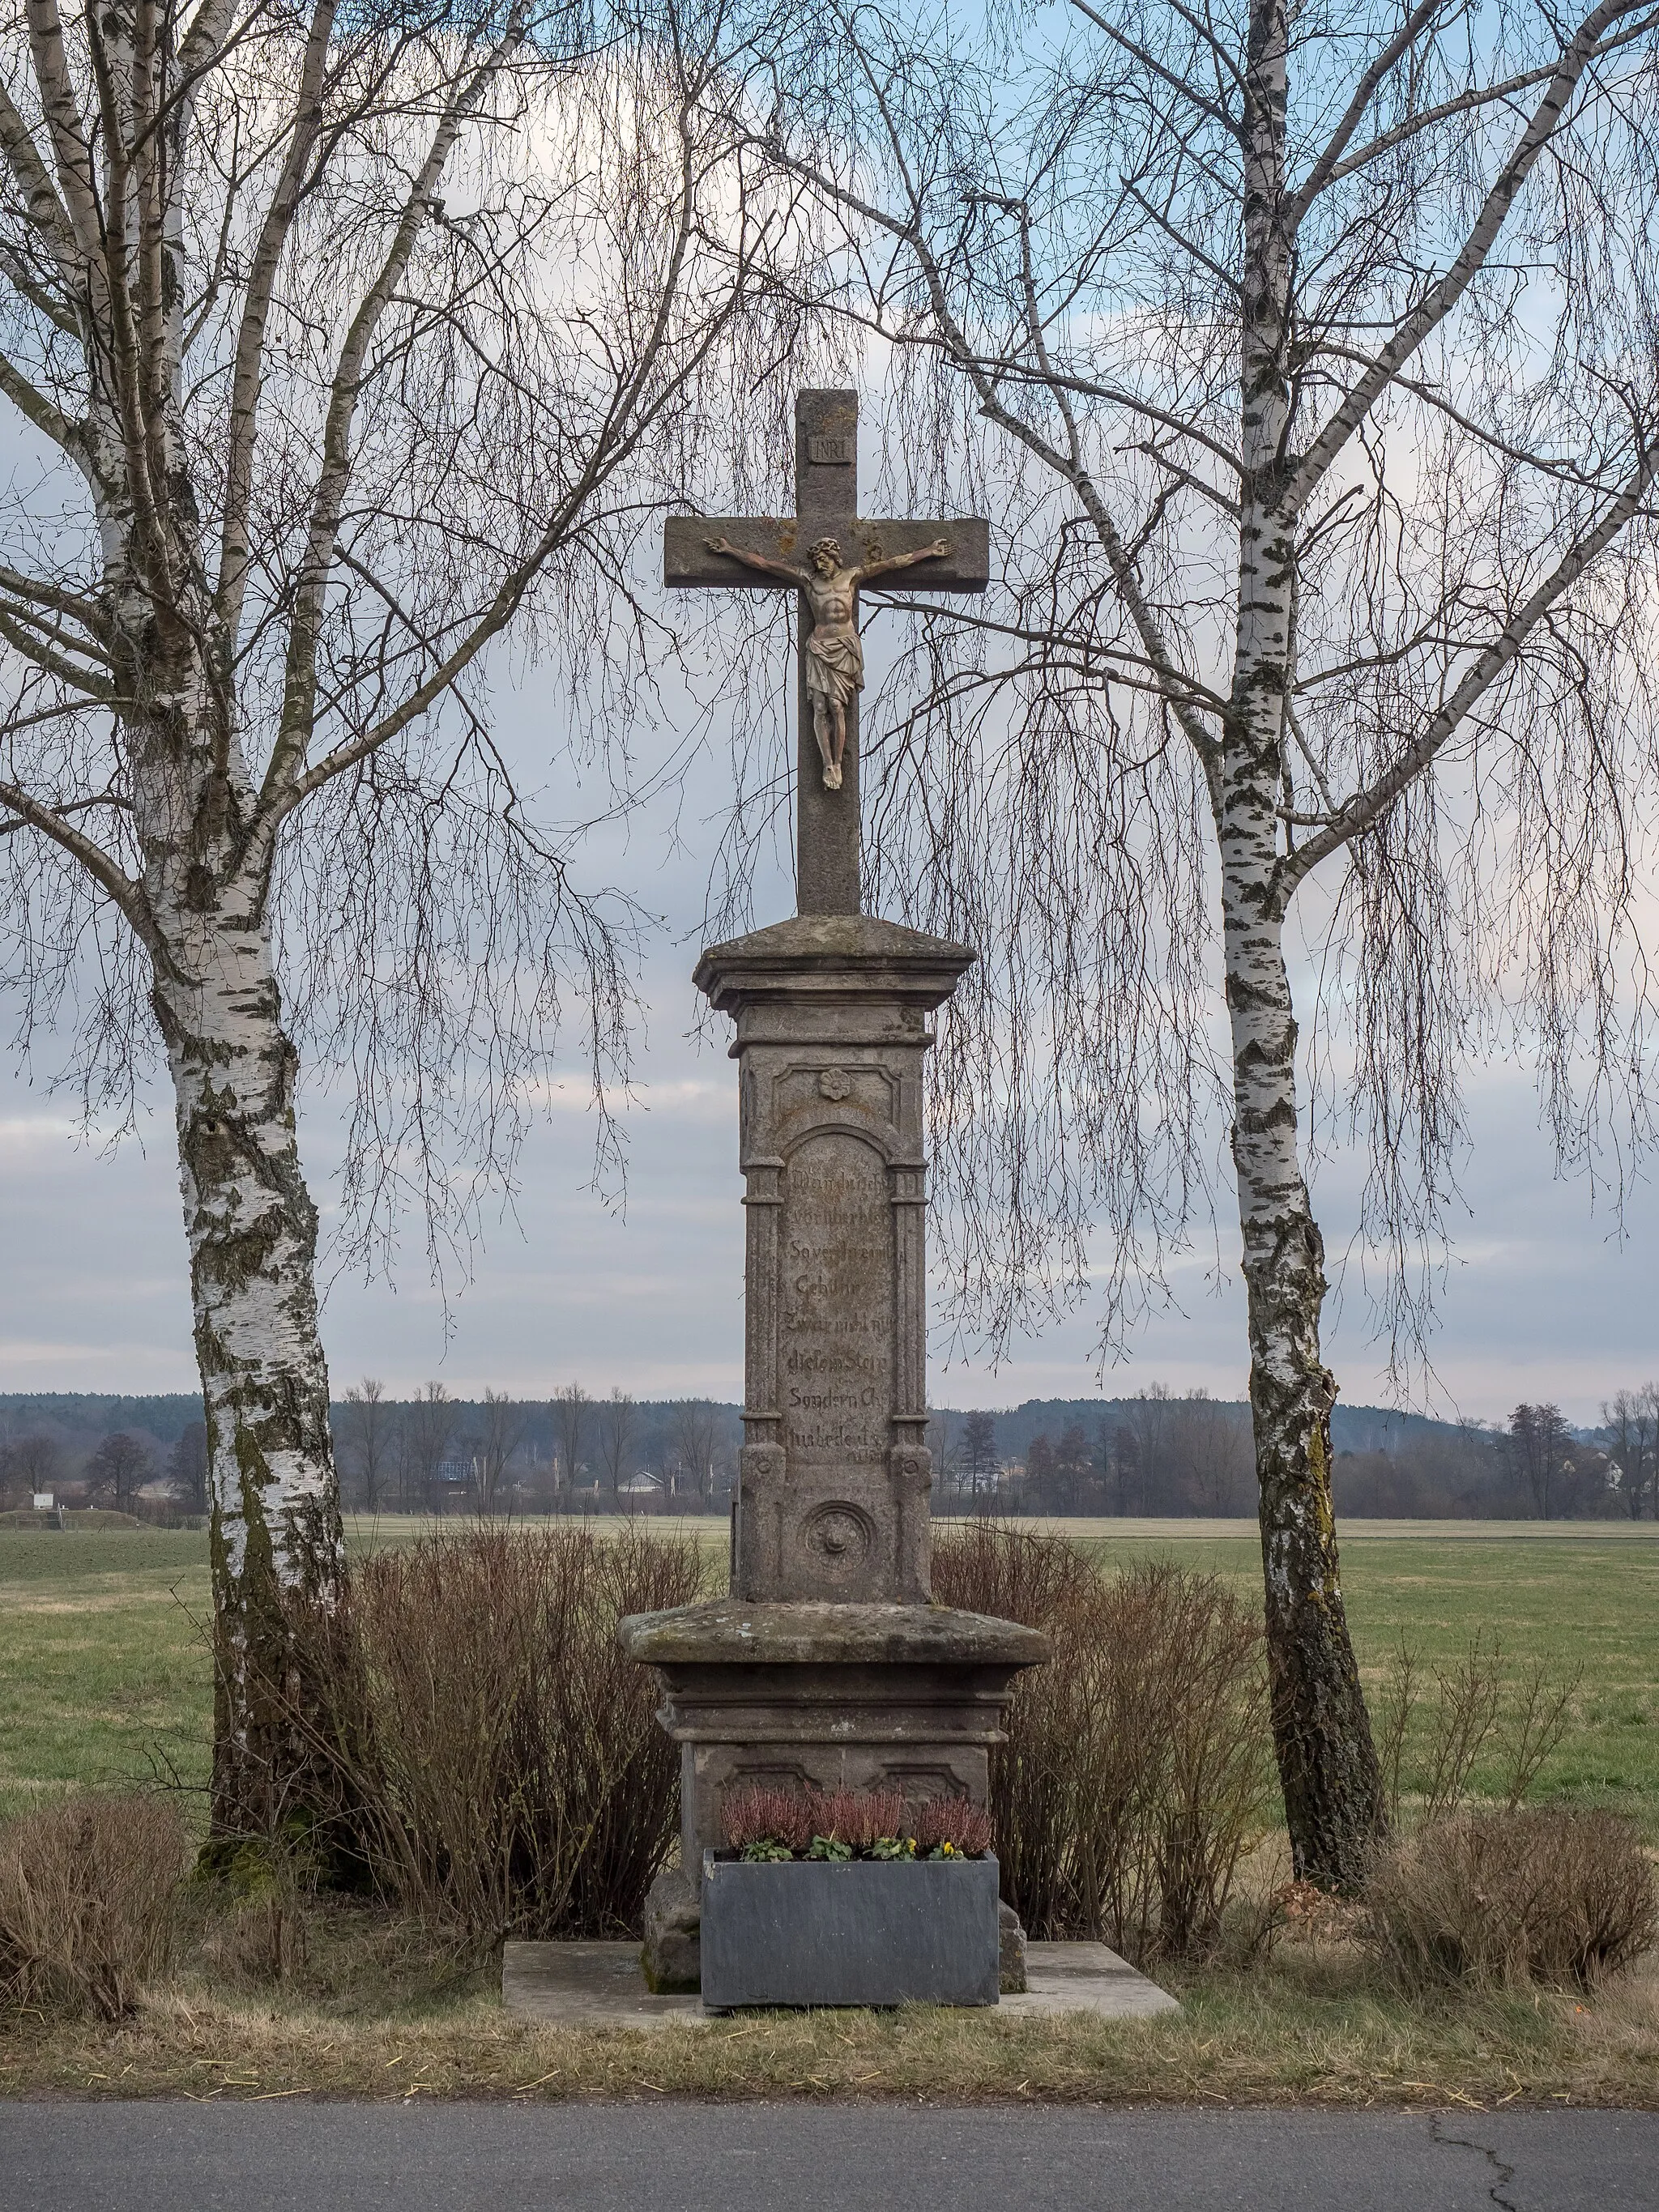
[626, 392, 1041, 2001]
[664, 390, 990, 915]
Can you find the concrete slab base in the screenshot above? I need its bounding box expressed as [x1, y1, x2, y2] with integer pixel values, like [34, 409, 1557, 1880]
[501, 1940, 1177, 2027]
[501, 1942, 711, 2031]
[1000, 1941, 1180, 2020]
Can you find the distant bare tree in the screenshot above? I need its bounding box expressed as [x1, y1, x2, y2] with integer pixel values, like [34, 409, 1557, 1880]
[1642, 1387, 1659, 1520]
[0, 0, 807, 1835]
[1601, 1387, 1657, 1520]
[2, 1431, 62, 1500]
[477, 1388, 527, 1515]
[961, 1409, 998, 1500]
[596, 1387, 637, 1507]
[339, 1379, 392, 1515]
[168, 1419, 209, 1515]
[1123, 1387, 1178, 1517]
[669, 1398, 720, 1508]
[1508, 1403, 1576, 1519]
[552, 1382, 589, 1507]
[404, 1383, 458, 1511]
[750, 0, 1659, 1886]
[84, 1430, 153, 1512]
[1166, 1392, 1253, 1515]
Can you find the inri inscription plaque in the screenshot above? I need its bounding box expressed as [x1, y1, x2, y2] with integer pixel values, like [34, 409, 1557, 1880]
[780, 1133, 893, 1472]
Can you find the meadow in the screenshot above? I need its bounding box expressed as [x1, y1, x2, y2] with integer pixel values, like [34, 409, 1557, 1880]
[1, 1515, 1657, 2105]
[2, 1515, 1654, 1836]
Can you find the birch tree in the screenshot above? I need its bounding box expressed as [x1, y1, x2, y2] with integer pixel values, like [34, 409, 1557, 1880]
[743, 0, 1659, 1882]
[0, 0, 800, 1839]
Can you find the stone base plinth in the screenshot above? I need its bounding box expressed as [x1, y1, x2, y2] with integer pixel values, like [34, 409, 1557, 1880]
[621, 1598, 1047, 1877]
[620, 1596, 1047, 1993]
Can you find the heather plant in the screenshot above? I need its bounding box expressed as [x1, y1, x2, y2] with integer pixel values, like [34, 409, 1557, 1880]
[812, 1788, 909, 1852]
[722, 1785, 818, 1856]
[913, 1796, 994, 1859]
[718, 1784, 992, 1860]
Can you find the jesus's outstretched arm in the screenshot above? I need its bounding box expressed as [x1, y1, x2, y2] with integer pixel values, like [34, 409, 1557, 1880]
[705, 535, 808, 585]
[855, 538, 953, 585]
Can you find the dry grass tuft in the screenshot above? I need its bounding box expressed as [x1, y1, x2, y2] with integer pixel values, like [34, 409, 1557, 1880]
[0, 1794, 186, 2020]
[1366, 1808, 1658, 1992]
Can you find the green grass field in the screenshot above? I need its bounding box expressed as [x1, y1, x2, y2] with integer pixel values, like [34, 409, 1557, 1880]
[1, 1516, 1655, 1835]
[0, 1515, 1656, 2106]
[1058, 1519, 1659, 1834]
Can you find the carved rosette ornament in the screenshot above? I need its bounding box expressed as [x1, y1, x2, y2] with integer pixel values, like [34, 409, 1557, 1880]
[801, 1501, 875, 1579]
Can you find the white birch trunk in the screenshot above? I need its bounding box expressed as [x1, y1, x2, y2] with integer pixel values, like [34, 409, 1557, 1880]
[133, 688, 346, 1842]
[1227, 0, 1385, 1887]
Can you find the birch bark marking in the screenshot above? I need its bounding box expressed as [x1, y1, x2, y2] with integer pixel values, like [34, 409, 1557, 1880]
[150, 861, 344, 1839]
[126, 603, 345, 1838]
[1226, 0, 1384, 1886]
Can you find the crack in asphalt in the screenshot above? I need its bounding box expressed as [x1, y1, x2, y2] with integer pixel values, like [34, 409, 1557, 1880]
[1429, 2112, 1520, 2212]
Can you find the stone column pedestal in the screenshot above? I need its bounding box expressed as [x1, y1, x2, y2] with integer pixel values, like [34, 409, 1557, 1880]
[620, 915, 1047, 1993]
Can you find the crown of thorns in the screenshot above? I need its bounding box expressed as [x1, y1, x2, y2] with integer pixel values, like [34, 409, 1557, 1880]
[809, 535, 843, 565]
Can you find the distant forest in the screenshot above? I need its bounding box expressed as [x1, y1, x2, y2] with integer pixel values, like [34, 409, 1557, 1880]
[2, 1383, 1653, 1519]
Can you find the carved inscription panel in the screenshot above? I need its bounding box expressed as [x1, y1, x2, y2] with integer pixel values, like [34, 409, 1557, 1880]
[779, 1132, 892, 1468]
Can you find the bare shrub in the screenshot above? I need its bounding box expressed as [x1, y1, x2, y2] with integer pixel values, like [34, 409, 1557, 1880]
[934, 1526, 1271, 1961]
[939, 1519, 1098, 1626]
[1375, 1634, 1581, 1826]
[0, 1796, 186, 2019]
[1366, 1809, 1658, 1992]
[312, 1525, 706, 1941]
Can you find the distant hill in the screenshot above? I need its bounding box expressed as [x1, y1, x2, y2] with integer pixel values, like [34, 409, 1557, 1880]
[2, 1388, 1599, 1519]
[943, 1396, 1478, 1459]
[0, 1387, 1482, 1457]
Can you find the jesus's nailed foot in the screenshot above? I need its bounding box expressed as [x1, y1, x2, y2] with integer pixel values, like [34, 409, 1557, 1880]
[822, 761, 842, 790]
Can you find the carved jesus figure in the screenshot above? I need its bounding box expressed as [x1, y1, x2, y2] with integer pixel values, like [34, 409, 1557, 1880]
[706, 531, 953, 787]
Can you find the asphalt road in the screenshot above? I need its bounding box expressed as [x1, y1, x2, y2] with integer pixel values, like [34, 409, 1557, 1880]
[2, 2102, 1653, 2210]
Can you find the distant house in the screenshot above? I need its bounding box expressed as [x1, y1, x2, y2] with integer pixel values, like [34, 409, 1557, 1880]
[431, 1458, 476, 1511]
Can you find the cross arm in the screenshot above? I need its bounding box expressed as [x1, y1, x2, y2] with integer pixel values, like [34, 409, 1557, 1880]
[666, 516, 803, 589]
[664, 515, 991, 591]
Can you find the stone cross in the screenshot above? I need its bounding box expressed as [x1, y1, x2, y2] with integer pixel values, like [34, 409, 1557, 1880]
[663, 389, 990, 916]
[625, 394, 1043, 1997]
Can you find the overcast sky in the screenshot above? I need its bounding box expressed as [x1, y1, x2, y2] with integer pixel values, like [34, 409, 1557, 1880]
[4, 658, 1657, 1430]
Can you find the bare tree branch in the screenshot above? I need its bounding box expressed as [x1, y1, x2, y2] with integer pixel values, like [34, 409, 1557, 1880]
[1278, 437, 1659, 897]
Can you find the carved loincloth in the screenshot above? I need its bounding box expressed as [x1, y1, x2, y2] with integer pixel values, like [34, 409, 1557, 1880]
[804, 627, 864, 706]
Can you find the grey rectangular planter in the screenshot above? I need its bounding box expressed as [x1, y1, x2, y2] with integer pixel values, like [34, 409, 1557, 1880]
[699, 1849, 1000, 2009]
